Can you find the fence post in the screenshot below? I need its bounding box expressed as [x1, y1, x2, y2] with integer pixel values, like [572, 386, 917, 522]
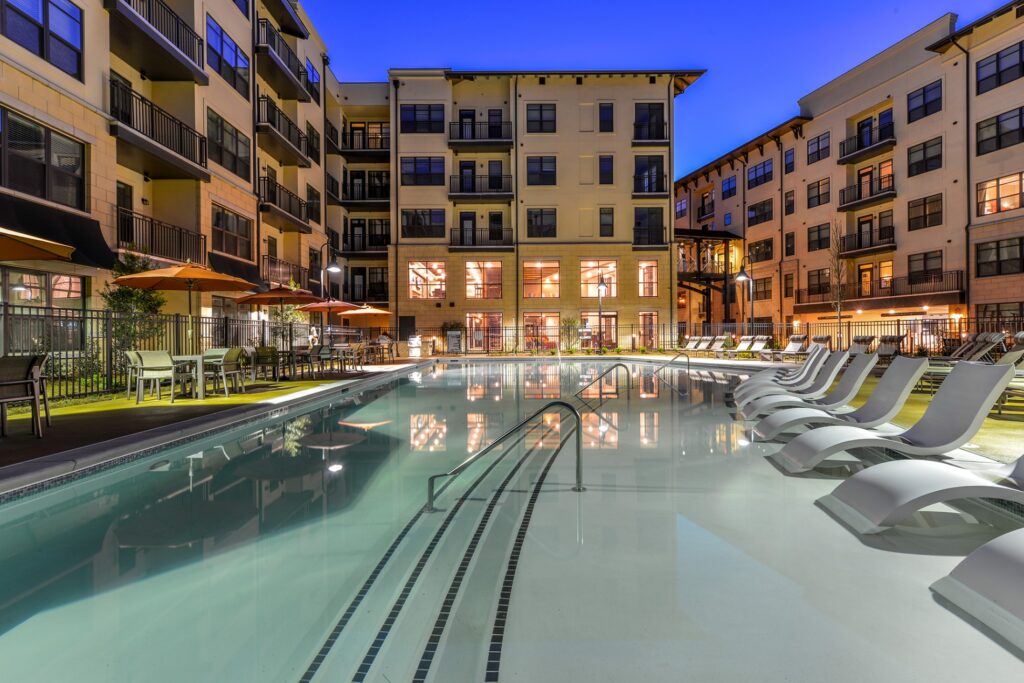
[261, 319, 268, 346]
[173, 314, 181, 355]
[222, 316, 229, 347]
[0, 302, 7, 356]
[288, 323, 294, 351]
[104, 309, 114, 391]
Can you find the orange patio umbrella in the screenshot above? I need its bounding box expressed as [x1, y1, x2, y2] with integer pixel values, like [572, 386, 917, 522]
[0, 225, 75, 261]
[340, 305, 390, 317]
[297, 299, 361, 345]
[238, 286, 323, 343]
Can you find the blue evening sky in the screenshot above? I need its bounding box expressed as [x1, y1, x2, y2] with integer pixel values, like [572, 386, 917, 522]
[303, 0, 1008, 179]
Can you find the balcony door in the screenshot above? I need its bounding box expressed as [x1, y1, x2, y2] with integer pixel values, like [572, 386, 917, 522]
[857, 117, 873, 150]
[488, 160, 503, 191]
[488, 212, 503, 243]
[351, 267, 366, 300]
[459, 109, 475, 140]
[858, 263, 873, 298]
[459, 161, 475, 193]
[349, 122, 366, 149]
[117, 182, 133, 244]
[350, 170, 365, 200]
[857, 167, 873, 199]
[488, 109, 503, 139]
[460, 211, 476, 246]
[857, 215, 873, 250]
[351, 219, 366, 251]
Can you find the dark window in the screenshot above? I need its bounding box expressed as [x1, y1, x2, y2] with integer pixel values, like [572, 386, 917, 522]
[2, 0, 82, 78]
[908, 193, 942, 230]
[599, 207, 614, 237]
[747, 198, 772, 226]
[977, 237, 1023, 277]
[400, 156, 444, 185]
[400, 104, 444, 133]
[211, 204, 252, 259]
[908, 137, 942, 176]
[747, 159, 772, 189]
[784, 273, 794, 298]
[784, 190, 795, 215]
[977, 302, 1024, 318]
[675, 197, 687, 218]
[305, 58, 320, 102]
[807, 268, 830, 295]
[526, 208, 556, 238]
[306, 184, 320, 224]
[807, 131, 830, 164]
[598, 155, 613, 184]
[1, 108, 84, 209]
[807, 178, 830, 208]
[748, 238, 773, 263]
[634, 102, 665, 139]
[401, 209, 445, 238]
[526, 103, 556, 133]
[807, 223, 830, 251]
[908, 80, 942, 122]
[634, 207, 663, 230]
[599, 103, 614, 132]
[207, 109, 250, 180]
[233, 0, 248, 14]
[908, 250, 943, 282]
[527, 156, 557, 185]
[784, 148, 794, 173]
[207, 16, 249, 99]
[306, 123, 320, 163]
[784, 232, 794, 256]
[977, 41, 1024, 95]
[724, 212, 732, 226]
[753, 277, 772, 301]
[722, 175, 736, 198]
[977, 107, 1024, 155]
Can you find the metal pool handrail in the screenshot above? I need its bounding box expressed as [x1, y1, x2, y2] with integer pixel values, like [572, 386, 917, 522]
[652, 351, 691, 377]
[574, 362, 633, 399]
[424, 399, 584, 512]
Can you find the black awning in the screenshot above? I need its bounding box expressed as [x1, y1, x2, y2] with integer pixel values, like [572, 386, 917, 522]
[0, 192, 117, 269]
[674, 228, 744, 242]
[208, 252, 266, 290]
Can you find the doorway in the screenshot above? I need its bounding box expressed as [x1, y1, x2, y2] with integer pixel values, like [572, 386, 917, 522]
[858, 263, 873, 298]
[459, 109, 475, 140]
[460, 211, 476, 246]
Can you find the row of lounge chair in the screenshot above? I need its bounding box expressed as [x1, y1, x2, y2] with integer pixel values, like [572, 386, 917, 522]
[730, 343, 1024, 653]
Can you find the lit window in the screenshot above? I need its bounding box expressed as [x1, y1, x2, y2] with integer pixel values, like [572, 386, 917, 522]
[580, 260, 617, 297]
[638, 260, 658, 297]
[977, 171, 1023, 216]
[524, 313, 559, 350]
[466, 312, 502, 351]
[408, 261, 446, 299]
[523, 261, 559, 298]
[465, 261, 501, 298]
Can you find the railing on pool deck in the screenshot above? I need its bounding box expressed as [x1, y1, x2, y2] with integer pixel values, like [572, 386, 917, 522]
[425, 399, 584, 512]
[574, 362, 633, 402]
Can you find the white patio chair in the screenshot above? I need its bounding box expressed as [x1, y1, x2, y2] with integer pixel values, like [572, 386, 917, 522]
[735, 351, 850, 410]
[740, 352, 876, 420]
[733, 346, 830, 403]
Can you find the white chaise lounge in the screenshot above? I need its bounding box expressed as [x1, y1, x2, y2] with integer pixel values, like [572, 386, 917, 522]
[739, 352, 876, 420]
[734, 349, 840, 407]
[733, 345, 828, 396]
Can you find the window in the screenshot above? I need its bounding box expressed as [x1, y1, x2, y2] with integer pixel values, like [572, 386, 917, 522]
[909, 251, 942, 283]
[723, 212, 732, 226]
[233, 0, 248, 14]
[634, 103, 665, 139]
[747, 159, 772, 189]
[400, 157, 444, 185]
[526, 103, 556, 133]
[305, 58, 320, 102]
[207, 109, 250, 180]
[306, 123, 320, 163]
[634, 207, 664, 243]
[598, 155, 613, 184]
[807, 178, 830, 208]
[599, 207, 614, 237]
[466, 261, 502, 298]
[306, 185, 320, 224]
[753, 277, 772, 301]
[638, 260, 658, 297]
[722, 175, 736, 198]
[634, 156, 665, 192]
[400, 104, 444, 133]
[401, 209, 445, 238]
[784, 232, 795, 257]
[807, 268, 830, 295]
[527, 156, 557, 185]
[580, 260, 617, 297]
[807, 223, 830, 251]
[908, 193, 942, 230]
[408, 261, 446, 299]
[977, 302, 1024, 319]
[599, 103, 614, 132]
[1, 108, 84, 209]
[523, 261, 559, 298]
[908, 137, 942, 176]
[211, 204, 252, 259]
[675, 197, 687, 219]
[977, 41, 1024, 95]
[207, 16, 249, 99]
[807, 131, 830, 164]
[2, 0, 82, 78]
[977, 171, 1023, 216]
[977, 237, 1023, 277]
[526, 208, 556, 238]
[784, 148, 794, 174]
[748, 238, 773, 263]
[908, 80, 942, 122]
[747, 198, 773, 226]
[784, 273, 794, 298]
[977, 107, 1024, 155]
[785, 190, 795, 215]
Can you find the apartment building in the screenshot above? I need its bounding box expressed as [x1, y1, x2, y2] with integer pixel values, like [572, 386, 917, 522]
[676, 3, 1024, 334]
[0, 0, 335, 317]
[336, 69, 701, 350]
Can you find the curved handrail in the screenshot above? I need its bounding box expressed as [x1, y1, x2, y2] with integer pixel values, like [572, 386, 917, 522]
[425, 399, 583, 512]
[652, 351, 690, 377]
[574, 362, 633, 400]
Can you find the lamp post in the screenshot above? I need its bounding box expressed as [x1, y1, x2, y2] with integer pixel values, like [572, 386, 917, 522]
[734, 256, 754, 337]
[318, 241, 342, 333]
[597, 275, 608, 354]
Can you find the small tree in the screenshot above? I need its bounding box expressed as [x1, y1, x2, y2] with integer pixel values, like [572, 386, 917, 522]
[560, 316, 580, 352]
[269, 278, 307, 347]
[827, 213, 848, 346]
[101, 254, 166, 371]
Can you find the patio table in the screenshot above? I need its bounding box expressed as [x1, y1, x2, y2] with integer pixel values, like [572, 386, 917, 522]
[172, 355, 206, 400]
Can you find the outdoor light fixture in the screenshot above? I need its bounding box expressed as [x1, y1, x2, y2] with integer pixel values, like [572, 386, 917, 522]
[328, 463, 344, 473]
[735, 257, 754, 335]
[597, 275, 607, 355]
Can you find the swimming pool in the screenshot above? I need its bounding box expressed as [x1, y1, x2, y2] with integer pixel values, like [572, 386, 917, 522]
[0, 360, 1020, 681]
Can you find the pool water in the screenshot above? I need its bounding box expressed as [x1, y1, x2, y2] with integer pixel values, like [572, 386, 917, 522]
[0, 361, 1020, 682]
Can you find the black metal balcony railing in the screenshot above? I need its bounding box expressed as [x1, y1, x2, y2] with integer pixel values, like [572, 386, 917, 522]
[840, 225, 896, 253]
[449, 226, 513, 247]
[839, 174, 895, 207]
[257, 19, 306, 84]
[257, 96, 307, 156]
[839, 123, 896, 159]
[633, 122, 669, 141]
[351, 283, 388, 301]
[696, 201, 715, 220]
[342, 184, 390, 201]
[259, 176, 307, 222]
[633, 173, 668, 194]
[325, 120, 339, 147]
[796, 269, 964, 304]
[448, 121, 512, 141]
[117, 208, 206, 264]
[109, 79, 207, 167]
[325, 172, 340, 198]
[340, 130, 389, 151]
[679, 261, 727, 277]
[122, 0, 204, 68]
[262, 254, 308, 289]
[632, 227, 667, 246]
[449, 175, 513, 194]
[344, 231, 389, 252]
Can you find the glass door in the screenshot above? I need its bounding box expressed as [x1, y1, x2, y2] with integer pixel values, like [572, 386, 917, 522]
[858, 264, 873, 298]
[459, 109, 475, 140]
[488, 109, 503, 139]
[857, 117, 873, 149]
[459, 160, 475, 193]
[488, 160, 503, 191]
[488, 212, 503, 243]
[857, 167, 873, 199]
[857, 215, 873, 250]
[460, 211, 476, 246]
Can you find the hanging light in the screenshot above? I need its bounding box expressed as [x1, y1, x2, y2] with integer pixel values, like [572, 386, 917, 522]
[735, 267, 750, 282]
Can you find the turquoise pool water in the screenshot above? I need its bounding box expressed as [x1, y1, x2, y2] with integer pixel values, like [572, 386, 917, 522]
[0, 361, 1020, 682]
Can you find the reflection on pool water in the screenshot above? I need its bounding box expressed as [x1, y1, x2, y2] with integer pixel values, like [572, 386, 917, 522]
[0, 361, 1020, 682]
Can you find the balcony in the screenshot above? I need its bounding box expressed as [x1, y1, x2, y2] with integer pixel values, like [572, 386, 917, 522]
[325, 173, 341, 205]
[678, 260, 727, 283]
[448, 121, 513, 149]
[109, 80, 209, 181]
[795, 270, 964, 308]
[448, 175, 514, 202]
[336, 129, 390, 163]
[117, 208, 205, 264]
[449, 226, 514, 250]
[262, 255, 309, 290]
[343, 231, 389, 254]
[839, 225, 896, 256]
[632, 122, 669, 146]
[350, 283, 389, 303]
[255, 96, 309, 167]
[632, 173, 669, 198]
[325, 121, 341, 155]
[696, 202, 715, 221]
[256, 19, 311, 102]
[838, 123, 896, 164]
[340, 183, 390, 210]
[105, 0, 207, 84]
[261, 0, 308, 38]
[258, 177, 311, 233]
[838, 174, 896, 211]
[632, 227, 667, 248]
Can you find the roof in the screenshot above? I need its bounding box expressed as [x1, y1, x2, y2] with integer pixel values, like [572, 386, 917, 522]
[928, 1, 1024, 52]
[388, 68, 705, 95]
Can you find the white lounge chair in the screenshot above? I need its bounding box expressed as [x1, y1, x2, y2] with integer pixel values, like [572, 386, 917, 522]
[760, 334, 807, 362]
[681, 336, 701, 351]
[733, 346, 831, 404]
[740, 335, 771, 358]
[693, 336, 714, 352]
[735, 351, 850, 411]
[767, 361, 1015, 474]
[740, 352, 876, 420]
[752, 356, 929, 440]
[738, 343, 828, 385]
[875, 334, 906, 366]
[931, 331, 1004, 366]
[722, 336, 753, 359]
[847, 335, 876, 355]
